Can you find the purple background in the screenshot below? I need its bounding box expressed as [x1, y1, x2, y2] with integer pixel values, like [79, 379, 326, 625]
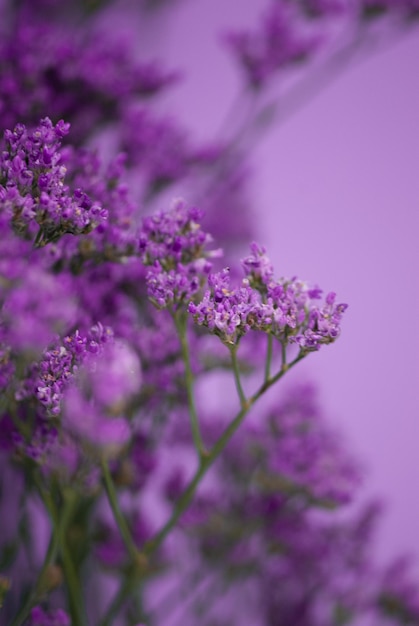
[133, 0, 419, 564]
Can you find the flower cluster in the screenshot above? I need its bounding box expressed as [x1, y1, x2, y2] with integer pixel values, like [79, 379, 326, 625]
[188, 268, 259, 344]
[9, 325, 114, 462]
[2, 267, 77, 353]
[139, 200, 222, 309]
[226, 0, 419, 91]
[260, 384, 361, 505]
[63, 338, 141, 459]
[16, 324, 113, 420]
[0, 16, 175, 140]
[226, 3, 322, 89]
[189, 244, 347, 351]
[0, 118, 107, 246]
[156, 387, 398, 626]
[57, 149, 138, 266]
[121, 107, 221, 197]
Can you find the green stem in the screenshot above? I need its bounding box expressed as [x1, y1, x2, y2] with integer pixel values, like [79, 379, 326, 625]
[101, 458, 139, 563]
[174, 312, 206, 458]
[60, 539, 85, 626]
[9, 523, 59, 626]
[270, 351, 305, 386]
[144, 457, 208, 556]
[229, 345, 247, 408]
[264, 334, 273, 383]
[281, 340, 287, 369]
[34, 482, 86, 626]
[144, 351, 305, 557]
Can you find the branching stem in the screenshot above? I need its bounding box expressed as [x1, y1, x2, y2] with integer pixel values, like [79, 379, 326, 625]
[229, 344, 247, 408]
[32, 482, 86, 626]
[143, 350, 305, 558]
[101, 458, 139, 563]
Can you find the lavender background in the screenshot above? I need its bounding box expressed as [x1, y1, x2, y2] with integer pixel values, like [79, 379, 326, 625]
[131, 0, 419, 565]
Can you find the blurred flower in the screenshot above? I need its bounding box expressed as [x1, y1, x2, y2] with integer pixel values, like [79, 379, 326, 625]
[226, 3, 321, 89]
[63, 339, 141, 459]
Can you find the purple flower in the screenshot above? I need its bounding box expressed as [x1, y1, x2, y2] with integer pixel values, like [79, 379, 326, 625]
[242, 241, 274, 289]
[30, 606, 70, 626]
[84, 340, 141, 410]
[139, 200, 222, 309]
[120, 106, 222, 200]
[226, 3, 322, 89]
[146, 262, 201, 309]
[190, 245, 347, 351]
[58, 150, 137, 263]
[189, 269, 258, 345]
[62, 338, 141, 459]
[64, 386, 131, 459]
[139, 201, 216, 268]
[290, 291, 348, 352]
[0, 118, 108, 246]
[2, 266, 77, 353]
[0, 17, 175, 140]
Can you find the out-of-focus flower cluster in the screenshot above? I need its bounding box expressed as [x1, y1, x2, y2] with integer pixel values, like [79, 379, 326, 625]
[227, 0, 419, 89]
[156, 386, 418, 626]
[0, 15, 175, 142]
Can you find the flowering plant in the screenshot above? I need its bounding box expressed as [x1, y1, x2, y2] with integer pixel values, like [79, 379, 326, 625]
[0, 1, 418, 625]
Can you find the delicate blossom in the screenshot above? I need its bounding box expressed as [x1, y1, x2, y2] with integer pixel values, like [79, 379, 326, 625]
[190, 243, 348, 351]
[139, 200, 222, 309]
[0, 118, 107, 246]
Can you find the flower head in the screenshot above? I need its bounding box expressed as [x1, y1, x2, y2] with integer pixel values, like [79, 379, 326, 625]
[139, 200, 221, 309]
[0, 118, 107, 246]
[190, 243, 347, 352]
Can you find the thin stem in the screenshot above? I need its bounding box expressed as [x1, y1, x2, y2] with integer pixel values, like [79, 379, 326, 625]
[101, 458, 139, 563]
[281, 340, 287, 369]
[264, 334, 273, 383]
[229, 345, 247, 408]
[144, 458, 209, 556]
[174, 312, 206, 458]
[270, 351, 305, 387]
[249, 39, 363, 142]
[34, 483, 86, 626]
[193, 87, 260, 206]
[213, 85, 253, 144]
[144, 351, 305, 557]
[9, 523, 59, 626]
[53, 493, 85, 626]
[60, 538, 85, 626]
